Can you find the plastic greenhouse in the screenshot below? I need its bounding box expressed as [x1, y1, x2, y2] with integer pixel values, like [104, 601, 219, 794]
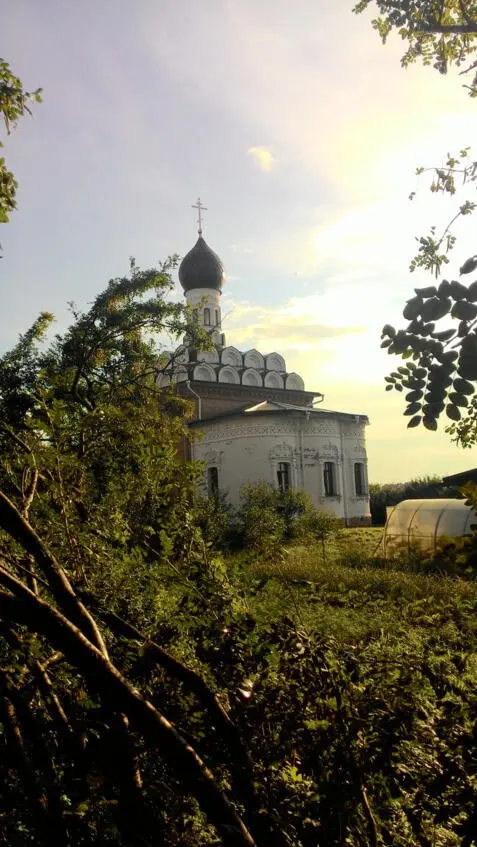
[383, 499, 477, 558]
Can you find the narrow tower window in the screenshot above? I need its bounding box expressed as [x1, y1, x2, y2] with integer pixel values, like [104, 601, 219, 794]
[215, 309, 220, 327]
[204, 307, 211, 326]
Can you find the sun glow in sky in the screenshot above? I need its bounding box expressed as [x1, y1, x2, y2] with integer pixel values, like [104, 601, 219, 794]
[3, 0, 477, 482]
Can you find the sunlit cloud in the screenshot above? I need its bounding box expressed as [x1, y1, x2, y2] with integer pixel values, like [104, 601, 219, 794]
[228, 244, 255, 254]
[230, 320, 363, 346]
[248, 146, 276, 171]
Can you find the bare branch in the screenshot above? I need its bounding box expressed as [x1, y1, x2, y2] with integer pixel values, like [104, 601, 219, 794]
[0, 669, 67, 844]
[420, 21, 477, 33]
[22, 467, 38, 519]
[79, 590, 285, 846]
[0, 491, 107, 654]
[0, 580, 257, 847]
[0, 421, 35, 456]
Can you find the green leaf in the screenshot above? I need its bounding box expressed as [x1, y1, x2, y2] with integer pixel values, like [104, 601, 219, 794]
[420, 322, 435, 336]
[461, 335, 477, 356]
[425, 388, 447, 403]
[467, 280, 477, 302]
[407, 415, 421, 428]
[453, 377, 474, 395]
[428, 372, 453, 389]
[451, 300, 477, 321]
[422, 402, 445, 415]
[448, 392, 469, 407]
[432, 328, 455, 342]
[436, 350, 459, 366]
[450, 280, 469, 300]
[446, 404, 461, 421]
[403, 297, 422, 320]
[437, 280, 452, 298]
[423, 417, 438, 431]
[458, 357, 477, 380]
[421, 297, 452, 321]
[404, 402, 422, 415]
[414, 285, 437, 298]
[405, 389, 423, 402]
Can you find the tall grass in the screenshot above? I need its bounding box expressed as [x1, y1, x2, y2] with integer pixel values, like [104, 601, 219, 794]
[235, 528, 477, 647]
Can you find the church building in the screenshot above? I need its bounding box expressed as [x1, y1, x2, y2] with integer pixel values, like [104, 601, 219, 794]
[160, 204, 371, 526]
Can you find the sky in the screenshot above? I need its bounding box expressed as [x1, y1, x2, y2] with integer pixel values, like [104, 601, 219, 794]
[2, 0, 477, 483]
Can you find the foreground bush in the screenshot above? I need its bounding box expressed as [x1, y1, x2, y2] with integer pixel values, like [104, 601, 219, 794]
[1, 268, 477, 845]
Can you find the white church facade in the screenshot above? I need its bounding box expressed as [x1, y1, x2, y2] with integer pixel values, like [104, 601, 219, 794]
[160, 207, 371, 526]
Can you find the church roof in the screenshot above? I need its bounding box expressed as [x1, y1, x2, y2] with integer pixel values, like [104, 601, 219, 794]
[188, 400, 369, 427]
[179, 236, 224, 292]
[244, 400, 368, 421]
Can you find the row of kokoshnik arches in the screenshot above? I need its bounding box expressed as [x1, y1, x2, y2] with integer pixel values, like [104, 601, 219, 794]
[173, 366, 304, 388]
[159, 346, 305, 389]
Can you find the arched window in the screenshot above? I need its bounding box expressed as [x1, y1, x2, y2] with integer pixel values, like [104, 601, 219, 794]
[277, 462, 291, 493]
[354, 462, 366, 496]
[324, 462, 337, 496]
[204, 307, 211, 326]
[208, 467, 219, 498]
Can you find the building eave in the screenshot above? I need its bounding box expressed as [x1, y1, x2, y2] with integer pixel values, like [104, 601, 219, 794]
[188, 403, 369, 428]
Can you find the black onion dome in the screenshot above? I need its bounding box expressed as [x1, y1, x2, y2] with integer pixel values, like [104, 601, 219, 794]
[179, 236, 224, 292]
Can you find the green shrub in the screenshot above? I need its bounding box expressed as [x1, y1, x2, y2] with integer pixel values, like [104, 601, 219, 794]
[192, 492, 233, 549]
[235, 482, 340, 556]
[237, 481, 286, 554]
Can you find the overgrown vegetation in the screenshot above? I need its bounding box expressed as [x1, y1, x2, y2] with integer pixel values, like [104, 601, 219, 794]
[354, 2, 477, 93]
[230, 538, 477, 846]
[235, 483, 340, 557]
[356, 3, 477, 443]
[3, 16, 477, 845]
[0, 58, 42, 231]
[3, 263, 477, 845]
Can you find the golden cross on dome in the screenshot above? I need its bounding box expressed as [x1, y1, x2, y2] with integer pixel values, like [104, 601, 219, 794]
[192, 197, 207, 236]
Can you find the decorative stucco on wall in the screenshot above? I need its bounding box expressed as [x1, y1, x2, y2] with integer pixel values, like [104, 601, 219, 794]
[190, 403, 371, 526]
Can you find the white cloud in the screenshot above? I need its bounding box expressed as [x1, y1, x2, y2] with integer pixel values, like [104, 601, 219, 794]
[248, 146, 276, 171]
[228, 244, 255, 254]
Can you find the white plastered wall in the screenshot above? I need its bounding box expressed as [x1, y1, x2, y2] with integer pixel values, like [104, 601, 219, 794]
[191, 413, 370, 523]
[185, 288, 221, 329]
